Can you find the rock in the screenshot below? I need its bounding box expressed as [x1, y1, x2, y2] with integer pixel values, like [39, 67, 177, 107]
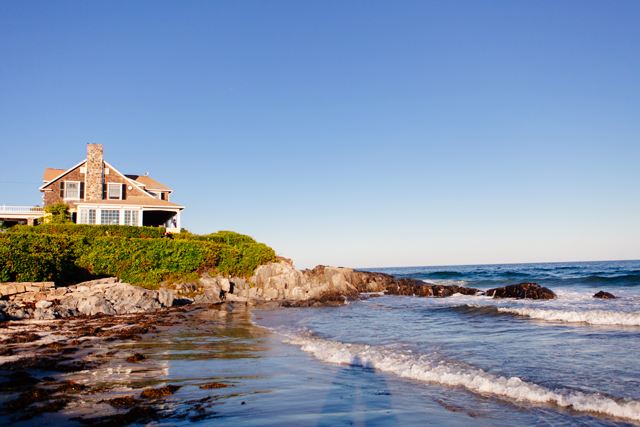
[486, 283, 556, 299]
[35, 300, 54, 309]
[157, 290, 175, 307]
[193, 287, 222, 303]
[218, 278, 231, 293]
[77, 294, 117, 316]
[593, 291, 615, 299]
[33, 308, 58, 320]
[231, 278, 247, 291]
[0, 301, 31, 320]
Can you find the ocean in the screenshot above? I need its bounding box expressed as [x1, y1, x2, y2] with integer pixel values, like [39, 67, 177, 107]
[253, 260, 640, 426]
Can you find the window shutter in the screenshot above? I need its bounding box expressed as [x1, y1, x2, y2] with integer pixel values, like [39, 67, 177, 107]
[122, 183, 126, 200]
[102, 184, 107, 200]
[80, 182, 85, 200]
[161, 192, 165, 201]
[59, 182, 64, 198]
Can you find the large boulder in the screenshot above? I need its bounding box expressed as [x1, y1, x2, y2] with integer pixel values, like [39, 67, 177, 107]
[486, 283, 556, 299]
[76, 293, 117, 316]
[103, 284, 163, 314]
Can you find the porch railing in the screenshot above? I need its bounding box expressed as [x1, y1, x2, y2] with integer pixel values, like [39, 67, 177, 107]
[0, 205, 45, 213]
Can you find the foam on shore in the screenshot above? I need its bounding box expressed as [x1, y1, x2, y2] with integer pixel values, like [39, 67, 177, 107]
[278, 329, 640, 422]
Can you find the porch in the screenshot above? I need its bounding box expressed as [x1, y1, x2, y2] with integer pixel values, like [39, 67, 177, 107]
[0, 205, 45, 226]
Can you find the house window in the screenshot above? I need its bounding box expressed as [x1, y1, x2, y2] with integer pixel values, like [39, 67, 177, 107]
[108, 183, 122, 200]
[101, 209, 120, 225]
[124, 210, 139, 226]
[65, 182, 80, 200]
[78, 209, 96, 224]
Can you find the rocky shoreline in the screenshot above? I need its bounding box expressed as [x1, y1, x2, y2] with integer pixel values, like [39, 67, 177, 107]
[0, 260, 563, 321]
[0, 261, 621, 425]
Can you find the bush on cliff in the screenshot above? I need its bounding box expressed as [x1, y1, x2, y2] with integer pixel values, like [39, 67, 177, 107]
[7, 223, 166, 239]
[0, 224, 276, 286]
[0, 233, 85, 283]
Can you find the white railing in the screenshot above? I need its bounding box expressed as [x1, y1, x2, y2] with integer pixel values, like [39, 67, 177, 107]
[0, 205, 45, 213]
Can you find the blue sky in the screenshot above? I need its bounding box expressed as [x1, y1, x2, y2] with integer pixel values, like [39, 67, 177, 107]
[1, 1, 639, 269]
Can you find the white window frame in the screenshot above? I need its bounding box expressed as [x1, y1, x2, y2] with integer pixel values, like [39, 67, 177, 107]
[100, 209, 120, 225]
[107, 183, 122, 200]
[78, 208, 96, 225]
[123, 210, 140, 226]
[65, 181, 80, 200]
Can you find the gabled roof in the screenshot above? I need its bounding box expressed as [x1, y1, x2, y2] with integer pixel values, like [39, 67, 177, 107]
[43, 168, 67, 182]
[39, 160, 87, 190]
[41, 161, 172, 195]
[125, 175, 172, 192]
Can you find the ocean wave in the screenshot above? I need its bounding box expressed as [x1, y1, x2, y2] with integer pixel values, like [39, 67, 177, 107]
[421, 271, 466, 279]
[582, 274, 640, 285]
[280, 331, 640, 422]
[495, 306, 640, 326]
[422, 279, 470, 287]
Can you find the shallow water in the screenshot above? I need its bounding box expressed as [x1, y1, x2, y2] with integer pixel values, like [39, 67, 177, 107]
[254, 260, 640, 426]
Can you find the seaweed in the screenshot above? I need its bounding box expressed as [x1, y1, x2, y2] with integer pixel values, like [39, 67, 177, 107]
[140, 385, 181, 398]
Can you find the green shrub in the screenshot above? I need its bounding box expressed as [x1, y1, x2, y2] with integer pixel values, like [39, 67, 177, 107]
[217, 242, 277, 278]
[0, 234, 85, 283]
[75, 237, 222, 287]
[1, 225, 277, 286]
[44, 202, 73, 224]
[172, 230, 257, 245]
[8, 223, 166, 239]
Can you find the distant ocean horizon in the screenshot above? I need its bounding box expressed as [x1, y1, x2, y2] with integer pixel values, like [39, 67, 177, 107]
[256, 259, 640, 425]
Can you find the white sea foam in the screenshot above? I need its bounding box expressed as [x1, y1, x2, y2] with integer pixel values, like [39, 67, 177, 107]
[424, 279, 470, 287]
[280, 330, 640, 422]
[495, 307, 640, 326]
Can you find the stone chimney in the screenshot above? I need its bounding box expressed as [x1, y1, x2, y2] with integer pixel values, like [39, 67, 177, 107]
[85, 144, 104, 201]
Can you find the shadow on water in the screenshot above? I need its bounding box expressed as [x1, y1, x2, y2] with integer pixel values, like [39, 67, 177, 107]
[312, 361, 400, 427]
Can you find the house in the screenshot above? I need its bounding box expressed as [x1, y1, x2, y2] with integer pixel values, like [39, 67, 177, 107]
[39, 144, 183, 231]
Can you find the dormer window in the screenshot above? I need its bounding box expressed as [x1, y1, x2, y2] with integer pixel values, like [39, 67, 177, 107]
[108, 183, 122, 200]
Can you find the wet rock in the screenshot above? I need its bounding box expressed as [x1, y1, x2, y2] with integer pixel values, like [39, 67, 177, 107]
[106, 396, 142, 407]
[126, 353, 147, 363]
[140, 385, 182, 398]
[593, 290, 616, 299]
[486, 283, 556, 299]
[55, 380, 87, 393]
[200, 382, 230, 389]
[382, 277, 480, 298]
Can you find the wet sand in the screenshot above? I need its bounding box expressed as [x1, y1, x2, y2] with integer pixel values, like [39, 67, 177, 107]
[0, 303, 482, 426]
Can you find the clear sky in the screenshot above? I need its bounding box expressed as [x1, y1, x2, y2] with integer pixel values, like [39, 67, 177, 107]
[1, 1, 639, 269]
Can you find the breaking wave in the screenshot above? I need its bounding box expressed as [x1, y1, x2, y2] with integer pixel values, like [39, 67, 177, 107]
[494, 306, 640, 326]
[280, 330, 640, 422]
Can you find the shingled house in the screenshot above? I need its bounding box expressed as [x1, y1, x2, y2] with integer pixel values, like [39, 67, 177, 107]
[39, 144, 183, 231]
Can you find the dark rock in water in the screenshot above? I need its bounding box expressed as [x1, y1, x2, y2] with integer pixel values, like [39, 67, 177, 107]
[486, 283, 556, 300]
[593, 291, 615, 299]
[383, 277, 480, 298]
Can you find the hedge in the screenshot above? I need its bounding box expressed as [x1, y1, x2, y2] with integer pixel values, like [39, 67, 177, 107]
[7, 224, 166, 239]
[0, 234, 86, 283]
[0, 224, 277, 287]
[75, 237, 222, 286]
